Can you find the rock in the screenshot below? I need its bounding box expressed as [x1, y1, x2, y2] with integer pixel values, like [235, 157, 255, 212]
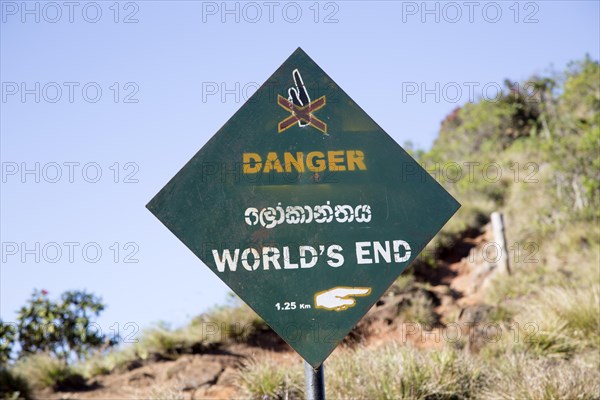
[169, 357, 225, 390]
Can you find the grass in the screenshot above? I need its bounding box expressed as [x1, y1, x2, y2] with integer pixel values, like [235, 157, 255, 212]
[481, 285, 599, 360]
[235, 356, 303, 399]
[237, 343, 600, 400]
[484, 352, 600, 399]
[513, 284, 600, 356]
[10, 353, 85, 391]
[236, 344, 485, 400]
[77, 345, 142, 378]
[326, 344, 484, 400]
[191, 301, 266, 343]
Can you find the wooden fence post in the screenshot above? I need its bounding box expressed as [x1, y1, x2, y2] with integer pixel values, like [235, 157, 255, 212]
[491, 212, 511, 275]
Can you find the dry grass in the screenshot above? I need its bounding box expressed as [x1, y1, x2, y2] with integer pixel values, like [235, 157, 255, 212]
[484, 352, 600, 399]
[326, 344, 484, 400]
[235, 356, 303, 399]
[10, 353, 83, 391]
[236, 344, 485, 400]
[237, 343, 600, 400]
[512, 284, 600, 356]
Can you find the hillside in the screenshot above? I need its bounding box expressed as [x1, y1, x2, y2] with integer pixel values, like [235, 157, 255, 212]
[2, 57, 599, 400]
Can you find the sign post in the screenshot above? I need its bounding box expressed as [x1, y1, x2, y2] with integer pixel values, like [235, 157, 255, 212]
[304, 362, 325, 400]
[147, 47, 460, 394]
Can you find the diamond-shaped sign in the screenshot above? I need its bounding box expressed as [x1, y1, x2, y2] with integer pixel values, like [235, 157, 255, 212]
[146, 48, 460, 367]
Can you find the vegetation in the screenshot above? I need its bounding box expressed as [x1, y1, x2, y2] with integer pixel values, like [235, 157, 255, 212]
[2, 57, 598, 399]
[397, 290, 437, 328]
[10, 353, 86, 392]
[76, 297, 266, 379]
[11, 289, 113, 362]
[0, 368, 31, 400]
[236, 343, 600, 399]
[235, 356, 303, 399]
[236, 344, 486, 399]
[0, 290, 111, 397]
[0, 321, 16, 366]
[448, 57, 599, 394]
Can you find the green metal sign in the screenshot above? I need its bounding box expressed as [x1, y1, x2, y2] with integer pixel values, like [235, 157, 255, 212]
[147, 48, 460, 367]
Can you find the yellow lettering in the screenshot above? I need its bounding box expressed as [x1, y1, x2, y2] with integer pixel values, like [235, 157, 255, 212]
[347, 150, 367, 171]
[284, 152, 305, 173]
[263, 152, 284, 173]
[243, 153, 262, 174]
[243, 150, 366, 174]
[306, 152, 326, 172]
[328, 150, 346, 171]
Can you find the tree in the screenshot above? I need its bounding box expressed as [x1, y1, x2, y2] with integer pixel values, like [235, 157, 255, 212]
[15, 289, 114, 361]
[0, 320, 16, 366]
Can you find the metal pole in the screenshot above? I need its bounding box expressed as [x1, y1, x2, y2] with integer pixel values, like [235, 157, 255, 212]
[304, 361, 325, 400]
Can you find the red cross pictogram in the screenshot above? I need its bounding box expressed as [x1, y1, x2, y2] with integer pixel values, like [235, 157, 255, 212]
[277, 95, 327, 134]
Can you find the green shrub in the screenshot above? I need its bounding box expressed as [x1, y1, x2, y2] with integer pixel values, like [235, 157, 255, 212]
[15, 290, 113, 360]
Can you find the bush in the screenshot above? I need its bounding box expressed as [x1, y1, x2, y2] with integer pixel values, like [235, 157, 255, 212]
[0, 368, 31, 400]
[15, 289, 114, 361]
[11, 353, 85, 391]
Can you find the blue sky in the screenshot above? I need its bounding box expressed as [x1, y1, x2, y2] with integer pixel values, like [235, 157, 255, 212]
[1, 1, 599, 340]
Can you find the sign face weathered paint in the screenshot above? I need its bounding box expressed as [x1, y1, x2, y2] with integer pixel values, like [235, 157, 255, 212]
[146, 48, 460, 367]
